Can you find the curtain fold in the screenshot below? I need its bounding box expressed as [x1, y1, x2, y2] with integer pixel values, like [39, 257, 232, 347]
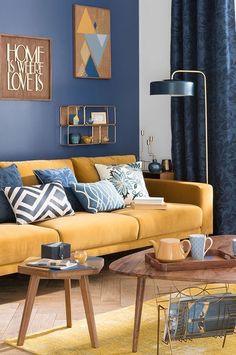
[171, 0, 236, 234]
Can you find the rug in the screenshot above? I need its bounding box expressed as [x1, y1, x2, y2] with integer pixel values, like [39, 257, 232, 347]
[6, 284, 236, 355]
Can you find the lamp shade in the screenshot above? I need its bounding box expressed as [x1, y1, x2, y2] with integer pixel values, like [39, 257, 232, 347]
[150, 80, 194, 96]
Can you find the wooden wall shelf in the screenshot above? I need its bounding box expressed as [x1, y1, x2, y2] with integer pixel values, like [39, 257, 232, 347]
[59, 105, 116, 146]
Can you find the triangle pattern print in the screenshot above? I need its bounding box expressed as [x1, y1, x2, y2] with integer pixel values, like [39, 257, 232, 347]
[3, 182, 74, 224]
[85, 56, 99, 77]
[77, 8, 96, 34]
[80, 40, 90, 66]
[84, 34, 109, 68]
[97, 34, 108, 47]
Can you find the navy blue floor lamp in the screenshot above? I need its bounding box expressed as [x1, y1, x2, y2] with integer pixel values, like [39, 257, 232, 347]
[150, 70, 208, 183]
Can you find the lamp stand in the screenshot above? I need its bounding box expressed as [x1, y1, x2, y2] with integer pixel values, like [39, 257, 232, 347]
[171, 70, 208, 183]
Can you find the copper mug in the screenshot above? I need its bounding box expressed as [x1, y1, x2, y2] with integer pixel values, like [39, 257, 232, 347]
[162, 159, 172, 172]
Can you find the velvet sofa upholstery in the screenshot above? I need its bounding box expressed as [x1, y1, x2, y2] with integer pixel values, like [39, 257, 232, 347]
[0, 155, 213, 276]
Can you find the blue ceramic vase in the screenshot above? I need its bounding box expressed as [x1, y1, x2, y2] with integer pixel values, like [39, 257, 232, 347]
[69, 133, 80, 144]
[148, 159, 161, 173]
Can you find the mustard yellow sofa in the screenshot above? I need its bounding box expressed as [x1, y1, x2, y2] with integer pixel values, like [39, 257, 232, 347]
[0, 155, 213, 276]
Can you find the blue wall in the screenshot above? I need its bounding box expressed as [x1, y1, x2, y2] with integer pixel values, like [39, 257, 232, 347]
[0, 0, 139, 161]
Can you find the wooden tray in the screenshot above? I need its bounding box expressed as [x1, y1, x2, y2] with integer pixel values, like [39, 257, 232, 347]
[145, 249, 236, 272]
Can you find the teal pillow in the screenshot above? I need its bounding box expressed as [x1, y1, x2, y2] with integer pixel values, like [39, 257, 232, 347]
[0, 164, 23, 223]
[71, 180, 125, 213]
[33, 167, 83, 212]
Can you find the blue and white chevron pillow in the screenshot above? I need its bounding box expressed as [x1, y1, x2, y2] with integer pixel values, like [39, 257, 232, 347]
[4, 182, 74, 225]
[71, 180, 125, 213]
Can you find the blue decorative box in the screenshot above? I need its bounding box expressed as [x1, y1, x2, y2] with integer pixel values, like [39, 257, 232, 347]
[41, 242, 71, 260]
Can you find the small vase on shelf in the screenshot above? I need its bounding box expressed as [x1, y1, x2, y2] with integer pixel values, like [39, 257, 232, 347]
[148, 159, 161, 173]
[69, 133, 80, 144]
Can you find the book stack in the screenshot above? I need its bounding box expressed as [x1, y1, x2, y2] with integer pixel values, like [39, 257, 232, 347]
[26, 258, 77, 270]
[130, 197, 167, 210]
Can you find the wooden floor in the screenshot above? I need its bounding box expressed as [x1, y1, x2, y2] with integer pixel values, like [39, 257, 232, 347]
[0, 252, 193, 354]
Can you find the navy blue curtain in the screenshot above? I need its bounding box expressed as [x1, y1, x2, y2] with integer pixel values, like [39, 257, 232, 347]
[171, 0, 236, 234]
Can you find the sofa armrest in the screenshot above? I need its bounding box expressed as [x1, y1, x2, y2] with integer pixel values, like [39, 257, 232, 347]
[145, 178, 213, 234]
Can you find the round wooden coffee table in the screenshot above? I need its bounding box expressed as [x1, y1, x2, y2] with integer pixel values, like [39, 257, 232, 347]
[109, 235, 236, 352]
[17, 257, 104, 348]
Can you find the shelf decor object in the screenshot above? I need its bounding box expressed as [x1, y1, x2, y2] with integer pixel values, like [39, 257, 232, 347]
[0, 34, 51, 100]
[91, 112, 107, 124]
[59, 105, 116, 146]
[150, 70, 208, 183]
[73, 5, 111, 79]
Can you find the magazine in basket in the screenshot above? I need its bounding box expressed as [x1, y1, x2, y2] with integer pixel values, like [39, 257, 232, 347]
[163, 293, 236, 342]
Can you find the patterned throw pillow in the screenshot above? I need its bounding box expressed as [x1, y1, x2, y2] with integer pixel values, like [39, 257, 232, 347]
[3, 182, 74, 225]
[71, 180, 125, 213]
[95, 162, 149, 205]
[0, 164, 23, 223]
[33, 167, 83, 212]
[34, 167, 77, 186]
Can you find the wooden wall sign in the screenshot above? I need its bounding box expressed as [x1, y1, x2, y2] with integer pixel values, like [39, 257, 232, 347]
[73, 5, 111, 79]
[0, 34, 51, 100]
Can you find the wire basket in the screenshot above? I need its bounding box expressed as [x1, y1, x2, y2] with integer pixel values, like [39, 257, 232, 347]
[154, 283, 236, 354]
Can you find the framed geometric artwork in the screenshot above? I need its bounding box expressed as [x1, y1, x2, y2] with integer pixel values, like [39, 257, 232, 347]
[73, 5, 111, 79]
[0, 34, 51, 100]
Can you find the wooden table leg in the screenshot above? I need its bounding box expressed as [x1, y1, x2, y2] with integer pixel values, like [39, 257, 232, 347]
[80, 275, 99, 348]
[64, 279, 72, 328]
[17, 275, 40, 346]
[132, 277, 146, 352]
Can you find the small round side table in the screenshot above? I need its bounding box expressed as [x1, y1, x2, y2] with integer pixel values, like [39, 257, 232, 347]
[17, 257, 104, 348]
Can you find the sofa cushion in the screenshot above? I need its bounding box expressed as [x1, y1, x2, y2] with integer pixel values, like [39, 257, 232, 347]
[113, 203, 202, 239]
[0, 164, 22, 186]
[4, 182, 74, 224]
[95, 162, 149, 204]
[34, 167, 77, 186]
[71, 155, 136, 183]
[36, 212, 139, 250]
[0, 159, 74, 186]
[71, 180, 124, 213]
[0, 164, 23, 223]
[0, 224, 59, 266]
[33, 167, 83, 211]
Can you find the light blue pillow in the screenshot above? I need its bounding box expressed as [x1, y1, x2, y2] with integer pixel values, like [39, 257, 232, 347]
[71, 180, 125, 213]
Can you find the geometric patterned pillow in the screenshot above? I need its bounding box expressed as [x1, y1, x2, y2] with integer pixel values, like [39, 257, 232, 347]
[95, 162, 149, 205]
[71, 180, 125, 213]
[3, 182, 74, 225]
